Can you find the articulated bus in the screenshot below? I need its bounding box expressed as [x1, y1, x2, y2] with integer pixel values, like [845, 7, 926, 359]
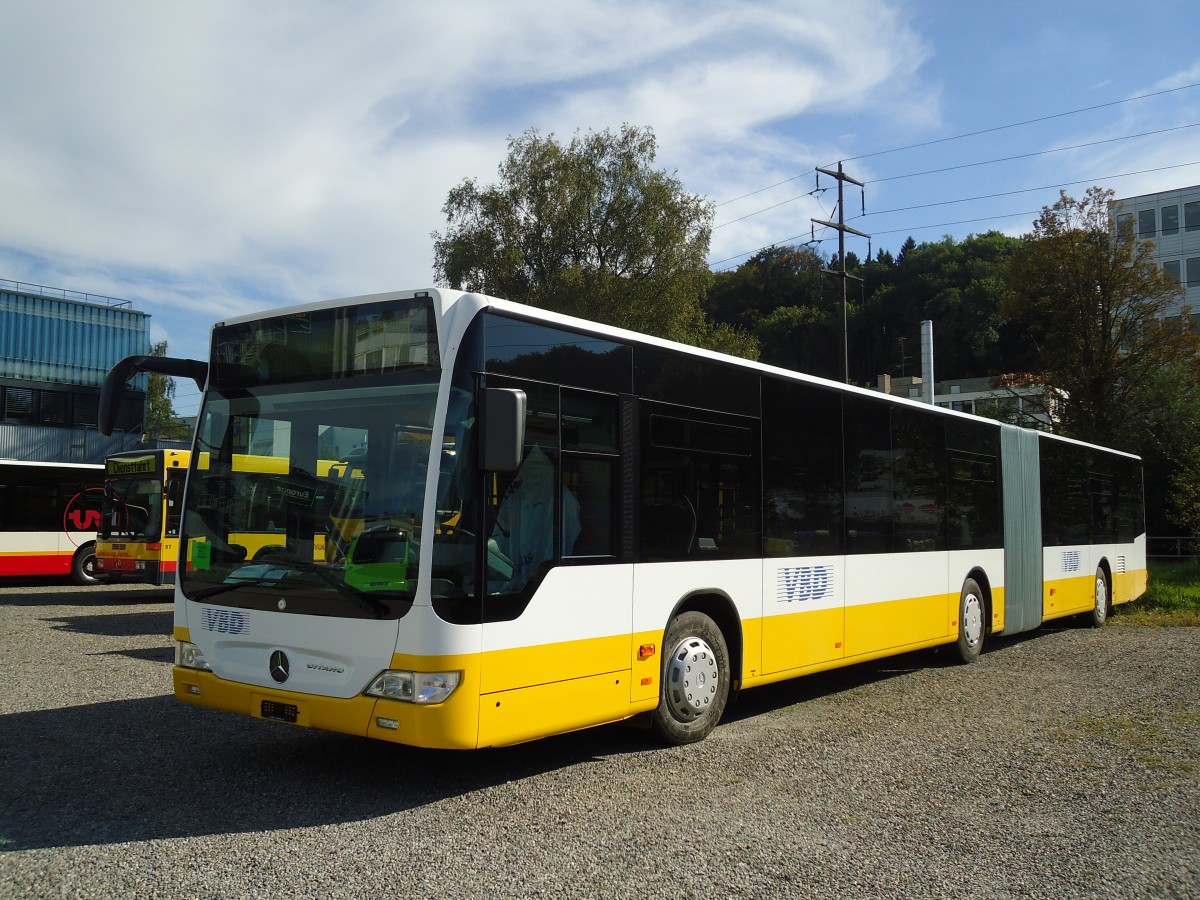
[0, 459, 104, 584]
[97, 449, 190, 584]
[99, 289, 1147, 749]
[97, 449, 339, 584]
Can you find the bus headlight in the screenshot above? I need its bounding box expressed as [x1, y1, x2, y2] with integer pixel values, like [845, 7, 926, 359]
[177, 641, 211, 671]
[365, 670, 460, 704]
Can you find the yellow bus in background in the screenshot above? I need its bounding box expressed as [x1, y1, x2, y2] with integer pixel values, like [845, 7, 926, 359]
[97, 449, 190, 584]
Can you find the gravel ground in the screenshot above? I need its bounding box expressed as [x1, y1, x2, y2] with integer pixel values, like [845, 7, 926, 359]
[0, 579, 1197, 900]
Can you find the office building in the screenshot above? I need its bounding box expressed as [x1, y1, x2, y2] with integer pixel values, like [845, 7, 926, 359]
[1110, 184, 1200, 322]
[1, 279, 149, 462]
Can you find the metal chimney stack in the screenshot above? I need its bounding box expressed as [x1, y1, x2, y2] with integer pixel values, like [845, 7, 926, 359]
[920, 320, 934, 405]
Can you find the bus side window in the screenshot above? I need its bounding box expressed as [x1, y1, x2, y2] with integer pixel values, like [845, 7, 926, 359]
[561, 389, 618, 559]
[639, 406, 759, 562]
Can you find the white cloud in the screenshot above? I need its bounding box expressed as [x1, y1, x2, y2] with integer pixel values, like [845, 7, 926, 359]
[0, 0, 936, 325]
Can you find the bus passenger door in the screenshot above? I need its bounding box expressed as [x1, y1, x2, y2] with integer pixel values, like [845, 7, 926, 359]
[477, 380, 632, 746]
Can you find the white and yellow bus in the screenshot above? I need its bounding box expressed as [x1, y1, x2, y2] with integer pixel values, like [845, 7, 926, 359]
[100, 289, 1147, 749]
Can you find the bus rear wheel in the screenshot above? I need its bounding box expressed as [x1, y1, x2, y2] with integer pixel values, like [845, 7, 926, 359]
[953, 577, 985, 664]
[1091, 567, 1110, 628]
[651, 611, 730, 745]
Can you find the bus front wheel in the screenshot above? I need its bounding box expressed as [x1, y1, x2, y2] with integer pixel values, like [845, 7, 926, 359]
[1091, 567, 1110, 628]
[953, 577, 985, 664]
[651, 611, 730, 745]
[71, 542, 100, 586]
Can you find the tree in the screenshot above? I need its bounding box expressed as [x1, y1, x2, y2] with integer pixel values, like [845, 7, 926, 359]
[433, 125, 755, 358]
[705, 245, 826, 333]
[1003, 187, 1198, 449]
[145, 340, 189, 441]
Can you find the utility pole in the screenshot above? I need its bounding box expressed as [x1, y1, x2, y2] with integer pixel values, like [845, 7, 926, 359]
[812, 162, 869, 384]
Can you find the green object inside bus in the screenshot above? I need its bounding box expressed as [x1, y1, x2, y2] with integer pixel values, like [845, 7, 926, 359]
[344, 529, 409, 592]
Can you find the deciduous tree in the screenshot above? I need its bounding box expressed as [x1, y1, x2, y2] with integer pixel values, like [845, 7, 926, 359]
[146, 340, 189, 441]
[433, 125, 755, 357]
[1003, 187, 1197, 448]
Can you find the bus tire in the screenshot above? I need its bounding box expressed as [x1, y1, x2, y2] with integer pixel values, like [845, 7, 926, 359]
[953, 577, 985, 664]
[71, 542, 100, 586]
[1091, 566, 1110, 628]
[651, 611, 730, 745]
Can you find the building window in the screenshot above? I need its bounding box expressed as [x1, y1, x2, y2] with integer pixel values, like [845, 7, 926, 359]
[73, 394, 99, 427]
[1165, 260, 1182, 284]
[1162, 205, 1180, 235]
[39, 391, 67, 425]
[1187, 257, 1200, 288]
[1138, 208, 1156, 238]
[950, 385, 961, 394]
[1116, 213, 1134, 242]
[1186, 201, 1200, 232]
[4, 387, 34, 422]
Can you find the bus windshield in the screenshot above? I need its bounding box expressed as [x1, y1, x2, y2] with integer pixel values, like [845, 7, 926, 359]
[100, 475, 164, 541]
[180, 377, 441, 619]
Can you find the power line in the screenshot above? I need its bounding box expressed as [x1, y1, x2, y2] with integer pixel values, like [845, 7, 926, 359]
[710, 159, 1200, 257]
[714, 81, 1200, 210]
[863, 209, 1045, 238]
[714, 131, 1200, 229]
[869, 122, 1199, 184]
[707, 157, 1200, 269]
[838, 81, 1200, 164]
[857, 160, 1200, 219]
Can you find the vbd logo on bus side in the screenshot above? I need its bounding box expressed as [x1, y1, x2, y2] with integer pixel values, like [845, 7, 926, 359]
[777, 565, 833, 604]
[200, 608, 250, 634]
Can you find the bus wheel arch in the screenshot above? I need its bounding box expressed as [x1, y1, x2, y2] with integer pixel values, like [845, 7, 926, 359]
[953, 572, 990, 664]
[651, 591, 740, 745]
[71, 541, 100, 586]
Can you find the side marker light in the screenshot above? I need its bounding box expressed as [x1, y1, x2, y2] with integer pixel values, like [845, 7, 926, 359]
[638, 643, 656, 660]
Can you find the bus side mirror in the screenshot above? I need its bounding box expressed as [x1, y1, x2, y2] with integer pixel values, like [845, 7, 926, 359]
[481, 388, 526, 472]
[98, 355, 208, 436]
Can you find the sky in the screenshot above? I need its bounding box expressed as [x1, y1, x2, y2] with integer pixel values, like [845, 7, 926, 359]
[3, 0, 1198, 415]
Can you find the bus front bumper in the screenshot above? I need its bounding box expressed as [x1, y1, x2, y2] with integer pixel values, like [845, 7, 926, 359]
[172, 666, 481, 750]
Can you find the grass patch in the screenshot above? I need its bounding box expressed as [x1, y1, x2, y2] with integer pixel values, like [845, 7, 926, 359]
[1116, 559, 1200, 625]
[1055, 706, 1200, 782]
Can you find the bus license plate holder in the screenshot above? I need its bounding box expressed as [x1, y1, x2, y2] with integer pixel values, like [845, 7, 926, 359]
[260, 699, 299, 723]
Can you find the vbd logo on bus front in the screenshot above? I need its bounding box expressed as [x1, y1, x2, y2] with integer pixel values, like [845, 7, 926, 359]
[777, 565, 833, 604]
[200, 608, 250, 634]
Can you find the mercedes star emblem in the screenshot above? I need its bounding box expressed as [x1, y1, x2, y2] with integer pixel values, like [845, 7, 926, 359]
[269, 649, 290, 683]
